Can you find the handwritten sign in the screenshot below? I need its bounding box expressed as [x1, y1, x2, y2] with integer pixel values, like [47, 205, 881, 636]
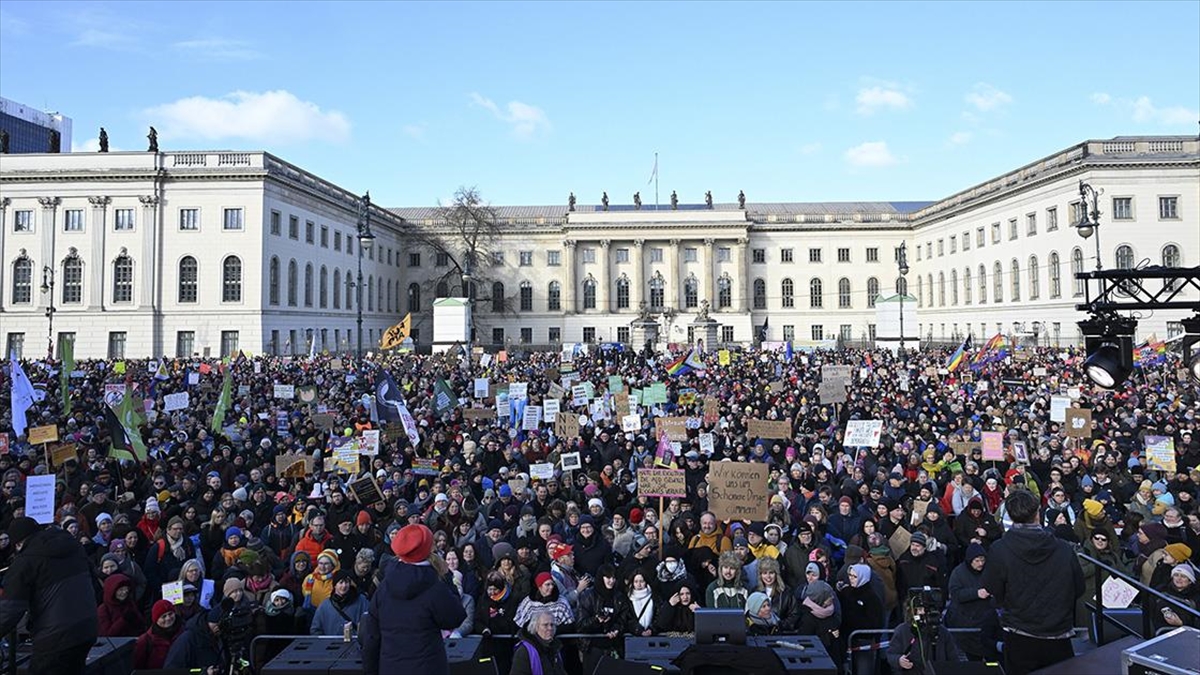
[644, 383, 668, 405]
[980, 431, 1005, 461]
[819, 380, 847, 404]
[274, 453, 312, 478]
[622, 414, 642, 433]
[1065, 408, 1092, 437]
[703, 396, 720, 425]
[162, 580, 185, 605]
[360, 429, 380, 456]
[1050, 395, 1071, 423]
[845, 420, 884, 447]
[608, 375, 625, 393]
[463, 407, 496, 421]
[522, 405, 542, 431]
[1101, 575, 1139, 609]
[707, 462, 770, 521]
[163, 392, 190, 412]
[349, 476, 385, 506]
[888, 526, 913, 559]
[614, 392, 631, 417]
[555, 414, 580, 439]
[718, 349, 730, 366]
[49, 443, 78, 467]
[28, 425, 59, 445]
[561, 452, 582, 471]
[1145, 435, 1177, 473]
[543, 399, 560, 423]
[655, 417, 689, 441]
[637, 468, 687, 498]
[699, 432, 715, 455]
[25, 474, 56, 524]
[530, 462, 555, 480]
[474, 378, 490, 398]
[747, 419, 791, 440]
[273, 384, 295, 399]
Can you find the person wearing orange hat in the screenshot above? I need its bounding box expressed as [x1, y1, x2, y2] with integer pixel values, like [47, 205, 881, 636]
[359, 524, 466, 675]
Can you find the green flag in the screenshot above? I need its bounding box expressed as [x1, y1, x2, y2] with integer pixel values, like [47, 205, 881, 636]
[60, 339, 74, 415]
[115, 392, 148, 462]
[433, 378, 457, 415]
[211, 370, 233, 434]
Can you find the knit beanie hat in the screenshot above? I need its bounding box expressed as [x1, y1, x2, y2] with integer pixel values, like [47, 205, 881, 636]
[1165, 543, 1193, 563]
[1082, 498, 1104, 518]
[223, 577, 244, 597]
[965, 542, 987, 562]
[356, 511, 372, 527]
[1172, 564, 1197, 583]
[534, 571, 554, 589]
[746, 591, 770, 616]
[391, 524, 434, 564]
[152, 599, 176, 623]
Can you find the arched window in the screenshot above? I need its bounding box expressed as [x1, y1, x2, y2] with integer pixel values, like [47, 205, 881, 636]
[616, 276, 630, 309]
[436, 281, 449, 299]
[753, 278, 766, 310]
[1071, 247, 1085, 296]
[113, 254, 134, 304]
[582, 277, 596, 310]
[333, 269, 341, 309]
[1028, 255, 1039, 299]
[548, 281, 561, 311]
[518, 281, 532, 311]
[385, 280, 392, 313]
[62, 256, 83, 304]
[1049, 252, 1061, 298]
[1010, 258, 1021, 300]
[304, 264, 314, 307]
[781, 278, 795, 309]
[926, 273, 934, 306]
[287, 260, 298, 306]
[866, 277, 879, 308]
[963, 268, 972, 305]
[1115, 244, 1135, 269]
[367, 276, 374, 312]
[269, 257, 280, 305]
[1163, 244, 1182, 290]
[938, 272, 946, 307]
[950, 270, 958, 306]
[222, 256, 242, 302]
[649, 274, 665, 309]
[377, 278, 383, 313]
[492, 281, 506, 312]
[978, 264, 987, 304]
[897, 276, 908, 296]
[838, 278, 851, 308]
[717, 274, 732, 309]
[916, 275, 923, 308]
[345, 270, 353, 309]
[993, 261, 1003, 302]
[179, 256, 198, 302]
[684, 275, 698, 309]
[409, 283, 421, 312]
[319, 267, 328, 308]
[809, 278, 823, 309]
[11, 256, 32, 304]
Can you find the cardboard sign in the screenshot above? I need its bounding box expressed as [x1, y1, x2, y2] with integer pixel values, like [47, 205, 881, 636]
[888, 526, 913, 559]
[747, 419, 791, 440]
[1145, 435, 1177, 473]
[555, 414, 580, 439]
[615, 393, 631, 418]
[1050, 395, 1071, 423]
[1032, 366, 1048, 377]
[560, 452, 582, 471]
[330, 358, 344, 371]
[769, 380, 784, 394]
[951, 441, 977, 456]
[463, 407, 496, 421]
[637, 468, 687, 498]
[547, 382, 567, 400]
[27, 425, 59, 445]
[622, 414, 642, 433]
[699, 432, 715, 455]
[530, 462, 555, 480]
[980, 431, 1005, 461]
[543, 399, 560, 423]
[275, 452, 312, 478]
[49, 443, 78, 467]
[507, 478, 526, 495]
[522, 405, 542, 431]
[655, 417, 689, 441]
[703, 396, 720, 425]
[349, 476, 385, 505]
[360, 429, 380, 456]
[162, 581, 184, 605]
[706, 461, 770, 521]
[821, 365, 853, 382]
[163, 392, 190, 412]
[25, 474, 56, 524]
[273, 384, 295, 399]
[818, 380, 847, 404]
[312, 413, 337, 430]
[1065, 408, 1093, 437]
[844, 420, 884, 447]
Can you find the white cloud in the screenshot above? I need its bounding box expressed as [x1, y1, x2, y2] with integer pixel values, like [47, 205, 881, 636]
[143, 90, 350, 145]
[71, 137, 124, 153]
[845, 141, 898, 167]
[800, 142, 822, 155]
[855, 85, 912, 115]
[1092, 92, 1198, 126]
[948, 131, 973, 146]
[172, 38, 261, 61]
[965, 83, 1012, 112]
[469, 93, 551, 139]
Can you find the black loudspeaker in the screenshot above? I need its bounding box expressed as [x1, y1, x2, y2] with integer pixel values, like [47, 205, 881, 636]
[446, 636, 498, 675]
[624, 636, 692, 673]
[263, 638, 355, 675]
[747, 635, 837, 675]
[592, 654, 667, 675]
[18, 637, 135, 675]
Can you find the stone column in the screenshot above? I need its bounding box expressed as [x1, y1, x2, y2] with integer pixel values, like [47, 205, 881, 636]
[703, 238, 716, 308]
[0, 198, 8, 312]
[632, 239, 645, 309]
[38, 197, 60, 312]
[88, 197, 110, 309]
[667, 239, 680, 308]
[139, 195, 159, 308]
[598, 239, 610, 312]
[736, 237, 749, 311]
[562, 240, 576, 314]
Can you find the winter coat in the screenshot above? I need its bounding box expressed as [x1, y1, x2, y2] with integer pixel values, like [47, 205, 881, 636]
[143, 535, 198, 595]
[838, 582, 885, 639]
[510, 629, 569, 675]
[576, 586, 632, 652]
[706, 577, 749, 609]
[981, 525, 1084, 638]
[573, 532, 613, 576]
[944, 561, 995, 657]
[866, 549, 899, 610]
[475, 584, 521, 636]
[133, 623, 182, 670]
[358, 558, 467, 675]
[163, 613, 224, 671]
[310, 590, 370, 636]
[97, 573, 146, 637]
[0, 527, 99, 660]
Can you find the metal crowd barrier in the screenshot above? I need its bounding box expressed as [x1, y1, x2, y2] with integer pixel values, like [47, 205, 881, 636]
[1076, 550, 1200, 645]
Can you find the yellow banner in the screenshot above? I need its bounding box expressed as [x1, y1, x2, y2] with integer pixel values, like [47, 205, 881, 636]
[380, 313, 412, 350]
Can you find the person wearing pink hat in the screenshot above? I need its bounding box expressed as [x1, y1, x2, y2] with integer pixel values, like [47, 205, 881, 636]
[359, 524, 466, 675]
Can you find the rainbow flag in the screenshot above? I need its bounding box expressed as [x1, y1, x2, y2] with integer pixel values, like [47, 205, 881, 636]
[1133, 334, 1167, 368]
[947, 335, 972, 373]
[666, 349, 706, 377]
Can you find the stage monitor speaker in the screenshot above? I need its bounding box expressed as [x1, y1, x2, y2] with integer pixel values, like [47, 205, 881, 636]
[264, 638, 356, 675]
[592, 654, 672, 675]
[625, 636, 691, 673]
[747, 635, 837, 675]
[18, 637, 134, 675]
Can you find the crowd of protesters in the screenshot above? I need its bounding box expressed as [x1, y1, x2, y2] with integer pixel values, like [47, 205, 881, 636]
[1, 340, 1198, 674]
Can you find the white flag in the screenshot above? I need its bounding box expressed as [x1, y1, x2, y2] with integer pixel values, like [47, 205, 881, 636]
[398, 403, 421, 449]
[647, 153, 658, 185]
[9, 351, 36, 438]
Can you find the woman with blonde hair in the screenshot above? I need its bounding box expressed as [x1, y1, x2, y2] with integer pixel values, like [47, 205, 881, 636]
[754, 558, 800, 630]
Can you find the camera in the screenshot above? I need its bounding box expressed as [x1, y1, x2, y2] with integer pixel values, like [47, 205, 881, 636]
[908, 586, 944, 629]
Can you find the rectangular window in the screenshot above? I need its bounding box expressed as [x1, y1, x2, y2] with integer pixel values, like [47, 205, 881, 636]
[1026, 213, 1037, 235]
[949, 236, 957, 254]
[108, 332, 127, 359]
[926, 242, 932, 258]
[305, 220, 314, 242]
[62, 261, 82, 304]
[615, 248, 629, 264]
[64, 209, 84, 232]
[220, 331, 239, 358]
[179, 208, 199, 231]
[976, 227, 985, 247]
[717, 246, 732, 262]
[1159, 196, 1178, 219]
[811, 325, 824, 341]
[14, 210, 34, 232]
[437, 251, 451, 267]
[288, 215, 299, 239]
[991, 222, 1001, 244]
[649, 248, 664, 263]
[224, 208, 244, 231]
[548, 327, 561, 343]
[115, 208, 135, 231]
[962, 231, 970, 251]
[320, 225, 329, 247]
[580, 248, 594, 264]
[519, 250, 534, 266]
[721, 325, 734, 343]
[492, 327, 505, 345]
[346, 238, 353, 256]
[176, 331, 195, 358]
[809, 248, 822, 263]
[5, 333, 24, 359]
[837, 247, 850, 263]
[937, 239, 945, 256]
[492, 251, 505, 266]
[408, 252, 421, 267]
[752, 248, 766, 264]
[270, 210, 281, 235]
[840, 324, 852, 341]
[1110, 197, 1133, 220]
[1046, 207, 1058, 231]
[781, 248, 794, 263]
[782, 325, 795, 342]
[582, 327, 596, 343]
[866, 247, 879, 263]
[683, 247, 698, 263]
[618, 326, 631, 343]
[1008, 218, 1018, 240]
[334, 231, 342, 251]
[520, 327, 533, 344]
[868, 324, 877, 342]
[916, 246, 922, 262]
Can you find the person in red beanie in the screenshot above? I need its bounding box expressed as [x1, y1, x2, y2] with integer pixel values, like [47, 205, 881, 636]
[133, 599, 182, 670]
[359, 524, 466, 675]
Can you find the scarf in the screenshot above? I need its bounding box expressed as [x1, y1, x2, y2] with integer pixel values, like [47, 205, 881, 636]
[265, 598, 292, 617]
[246, 574, 275, 595]
[803, 596, 835, 619]
[630, 586, 654, 629]
[302, 567, 335, 598]
[489, 583, 512, 604]
[169, 534, 188, 561]
[220, 545, 246, 567]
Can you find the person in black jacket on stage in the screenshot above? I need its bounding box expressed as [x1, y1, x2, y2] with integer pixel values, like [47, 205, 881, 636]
[0, 517, 99, 675]
[982, 489, 1084, 675]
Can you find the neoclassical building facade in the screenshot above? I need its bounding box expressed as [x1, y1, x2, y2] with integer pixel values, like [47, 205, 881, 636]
[1, 135, 1196, 359]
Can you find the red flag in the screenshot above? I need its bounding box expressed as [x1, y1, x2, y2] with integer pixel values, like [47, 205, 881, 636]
[199, 363, 212, 375]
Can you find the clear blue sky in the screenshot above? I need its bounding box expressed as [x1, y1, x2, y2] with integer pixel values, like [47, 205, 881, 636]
[2, 1, 1197, 208]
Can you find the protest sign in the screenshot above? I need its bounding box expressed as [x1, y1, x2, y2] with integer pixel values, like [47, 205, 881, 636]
[1101, 575, 1139, 609]
[25, 474, 56, 524]
[980, 431, 1005, 461]
[699, 432, 715, 455]
[547, 382, 567, 400]
[329, 358, 344, 371]
[28, 425, 59, 445]
[571, 385, 589, 407]
[463, 407, 496, 421]
[819, 380, 847, 404]
[474, 378, 490, 398]
[614, 393, 631, 417]
[522, 405, 542, 431]
[655, 417, 689, 441]
[164, 392, 190, 412]
[1050, 395, 1071, 423]
[703, 396, 720, 425]
[644, 383, 668, 405]
[543, 399, 560, 423]
[769, 381, 784, 394]
[49, 443, 78, 467]
[821, 365, 852, 382]
[717, 349, 730, 366]
[747, 419, 791, 440]
[360, 429, 380, 456]
[274, 452, 312, 478]
[677, 388, 697, 406]
[707, 461, 770, 521]
[509, 382, 528, 400]
[889, 527, 913, 559]
[1065, 408, 1093, 437]
[349, 476, 385, 506]
[412, 458, 440, 476]
[844, 420, 884, 447]
[1145, 435, 1177, 473]
[608, 375, 625, 393]
[312, 413, 337, 430]
[494, 390, 510, 417]
[162, 581, 184, 605]
[622, 414, 642, 433]
[507, 478, 526, 495]
[637, 468, 687, 498]
[555, 414, 580, 439]
[530, 463, 555, 480]
[1012, 441, 1029, 464]
[273, 384, 295, 399]
[560, 452, 582, 471]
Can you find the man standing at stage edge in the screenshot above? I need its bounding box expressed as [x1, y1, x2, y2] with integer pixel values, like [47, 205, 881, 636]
[0, 517, 100, 675]
[982, 490, 1084, 675]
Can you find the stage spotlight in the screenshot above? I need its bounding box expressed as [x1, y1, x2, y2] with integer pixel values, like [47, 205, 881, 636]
[1182, 314, 1200, 383]
[1078, 314, 1136, 389]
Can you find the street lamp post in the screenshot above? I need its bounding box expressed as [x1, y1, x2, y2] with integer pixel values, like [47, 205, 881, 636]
[355, 191, 375, 364]
[897, 242, 910, 358]
[1075, 180, 1104, 270]
[40, 265, 56, 359]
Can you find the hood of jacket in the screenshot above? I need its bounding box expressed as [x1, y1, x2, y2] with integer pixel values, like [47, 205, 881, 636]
[1005, 526, 1061, 566]
[103, 572, 134, 605]
[382, 559, 441, 601]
